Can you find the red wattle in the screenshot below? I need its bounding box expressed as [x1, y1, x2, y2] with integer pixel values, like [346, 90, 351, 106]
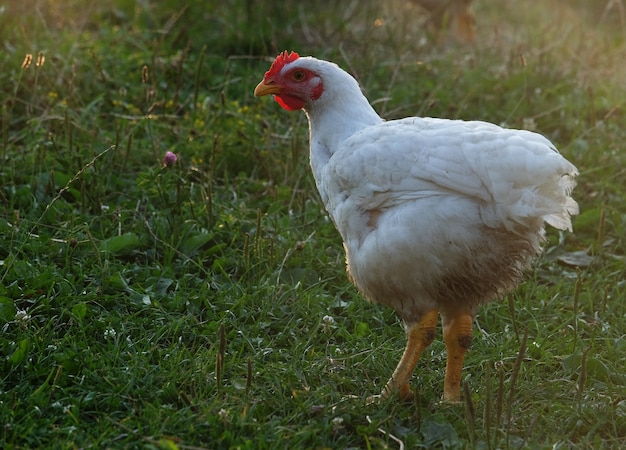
[275, 94, 305, 111]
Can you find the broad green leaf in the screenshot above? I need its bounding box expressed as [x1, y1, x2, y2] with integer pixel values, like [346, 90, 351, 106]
[157, 439, 180, 450]
[101, 233, 141, 254]
[353, 321, 370, 338]
[151, 278, 174, 297]
[108, 272, 152, 306]
[573, 207, 602, 230]
[179, 233, 213, 255]
[0, 296, 16, 324]
[9, 338, 30, 365]
[72, 302, 87, 321]
[556, 250, 595, 267]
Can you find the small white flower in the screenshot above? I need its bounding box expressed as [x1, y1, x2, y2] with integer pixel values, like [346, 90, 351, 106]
[218, 408, 229, 421]
[322, 315, 335, 325]
[104, 327, 117, 339]
[332, 416, 344, 428]
[15, 309, 31, 322]
[52, 402, 71, 414]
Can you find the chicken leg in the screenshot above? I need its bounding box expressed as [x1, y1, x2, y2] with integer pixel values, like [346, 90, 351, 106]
[382, 309, 439, 401]
[442, 310, 474, 402]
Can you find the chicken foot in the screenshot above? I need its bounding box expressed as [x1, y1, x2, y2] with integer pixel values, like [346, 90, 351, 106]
[382, 309, 439, 401]
[442, 310, 473, 402]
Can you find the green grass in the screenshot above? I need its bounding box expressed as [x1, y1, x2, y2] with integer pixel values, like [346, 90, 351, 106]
[1, 0, 625, 448]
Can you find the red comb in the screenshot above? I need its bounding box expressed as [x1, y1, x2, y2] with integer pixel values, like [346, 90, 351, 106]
[265, 51, 300, 78]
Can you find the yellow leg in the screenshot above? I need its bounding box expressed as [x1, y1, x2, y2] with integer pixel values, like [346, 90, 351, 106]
[382, 309, 439, 401]
[442, 311, 474, 402]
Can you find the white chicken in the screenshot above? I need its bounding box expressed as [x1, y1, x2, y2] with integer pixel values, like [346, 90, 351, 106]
[254, 51, 578, 402]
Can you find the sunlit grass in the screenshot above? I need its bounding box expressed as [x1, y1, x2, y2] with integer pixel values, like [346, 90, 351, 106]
[1, 0, 625, 448]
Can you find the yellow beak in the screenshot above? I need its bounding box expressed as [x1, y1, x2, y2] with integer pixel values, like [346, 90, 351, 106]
[254, 80, 282, 97]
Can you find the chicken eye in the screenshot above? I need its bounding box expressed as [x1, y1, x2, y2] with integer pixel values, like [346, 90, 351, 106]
[292, 70, 306, 82]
